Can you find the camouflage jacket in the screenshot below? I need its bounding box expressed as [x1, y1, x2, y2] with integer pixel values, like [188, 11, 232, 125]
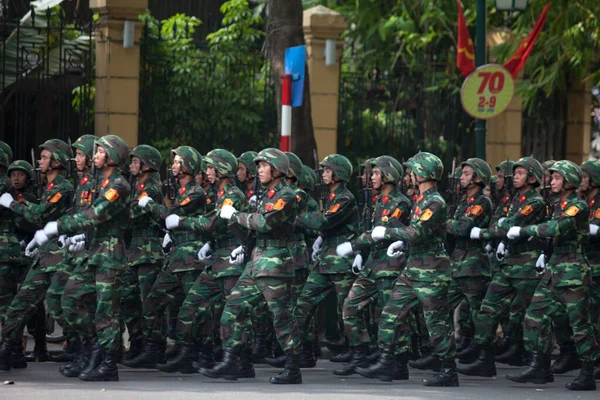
[58, 170, 130, 269]
[445, 189, 492, 278]
[13, 186, 38, 242]
[354, 187, 411, 279]
[205, 185, 217, 213]
[289, 184, 309, 270]
[180, 182, 248, 278]
[128, 174, 165, 267]
[0, 173, 21, 265]
[381, 187, 451, 282]
[296, 184, 358, 274]
[146, 180, 206, 273]
[522, 192, 590, 287]
[480, 188, 545, 279]
[492, 191, 511, 224]
[229, 180, 298, 278]
[10, 174, 73, 271]
[586, 192, 600, 277]
[64, 172, 94, 266]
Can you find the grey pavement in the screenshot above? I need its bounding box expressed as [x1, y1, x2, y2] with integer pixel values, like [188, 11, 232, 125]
[1, 359, 598, 400]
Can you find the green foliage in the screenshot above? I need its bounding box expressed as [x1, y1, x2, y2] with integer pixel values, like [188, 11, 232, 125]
[71, 83, 95, 128]
[139, 1, 277, 159]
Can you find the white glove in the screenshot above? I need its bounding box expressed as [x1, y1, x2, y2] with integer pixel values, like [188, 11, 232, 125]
[138, 195, 153, 208]
[249, 195, 257, 208]
[162, 233, 172, 249]
[311, 250, 319, 263]
[25, 238, 37, 256]
[496, 242, 506, 261]
[336, 242, 353, 257]
[220, 205, 237, 220]
[372, 226, 386, 241]
[507, 226, 521, 239]
[484, 243, 493, 255]
[535, 253, 546, 274]
[498, 217, 506, 224]
[19, 240, 27, 250]
[34, 229, 49, 246]
[58, 234, 68, 249]
[197, 242, 213, 261]
[230, 245, 245, 265]
[387, 241, 404, 258]
[312, 236, 324, 253]
[351, 254, 364, 275]
[165, 214, 181, 230]
[470, 227, 482, 240]
[0, 193, 14, 208]
[590, 224, 599, 236]
[70, 233, 86, 243]
[43, 221, 59, 237]
[69, 240, 86, 252]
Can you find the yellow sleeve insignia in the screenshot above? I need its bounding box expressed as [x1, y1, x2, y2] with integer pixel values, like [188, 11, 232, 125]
[104, 188, 119, 203]
[420, 208, 433, 221]
[594, 208, 600, 219]
[296, 195, 302, 203]
[181, 197, 191, 206]
[328, 203, 340, 213]
[273, 198, 286, 211]
[470, 205, 483, 216]
[565, 206, 580, 217]
[391, 208, 403, 219]
[222, 198, 234, 207]
[520, 205, 533, 216]
[137, 191, 148, 201]
[48, 192, 62, 203]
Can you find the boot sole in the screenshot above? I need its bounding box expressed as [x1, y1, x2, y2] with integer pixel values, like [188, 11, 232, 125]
[505, 376, 548, 384]
[269, 378, 302, 384]
[79, 375, 119, 382]
[198, 369, 238, 381]
[355, 369, 392, 382]
[422, 379, 459, 387]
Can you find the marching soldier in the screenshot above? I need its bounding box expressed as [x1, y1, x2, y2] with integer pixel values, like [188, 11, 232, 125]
[237, 151, 259, 199]
[504, 160, 597, 391]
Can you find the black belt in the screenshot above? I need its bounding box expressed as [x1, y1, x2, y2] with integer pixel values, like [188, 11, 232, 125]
[553, 244, 581, 255]
[373, 241, 393, 250]
[507, 242, 538, 255]
[289, 233, 305, 242]
[215, 238, 242, 248]
[408, 242, 445, 255]
[255, 239, 288, 249]
[454, 239, 483, 250]
[131, 228, 163, 238]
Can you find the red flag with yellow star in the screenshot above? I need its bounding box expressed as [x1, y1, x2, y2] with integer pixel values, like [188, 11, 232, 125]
[456, 0, 475, 77]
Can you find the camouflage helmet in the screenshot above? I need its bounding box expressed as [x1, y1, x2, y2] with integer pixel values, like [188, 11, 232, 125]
[200, 156, 208, 174]
[7, 160, 34, 179]
[205, 149, 238, 178]
[131, 144, 162, 171]
[513, 157, 543, 186]
[461, 157, 492, 186]
[254, 148, 290, 176]
[379, 155, 404, 180]
[549, 160, 583, 188]
[320, 154, 353, 182]
[39, 139, 72, 169]
[172, 146, 202, 176]
[284, 152, 303, 180]
[542, 160, 556, 170]
[238, 151, 258, 176]
[96, 135, 130, 169]
[407, 152, 444, 181]
[0, 149, 10, 169]
[581, 160, 600, 185]
[453, 166, 462, 180]
[0, 141, 13, 164]
[495, 160, 515, 173]
[72, 134, 96, 159]
[299, 165, 317, 191]
[371, 156, 400, 183]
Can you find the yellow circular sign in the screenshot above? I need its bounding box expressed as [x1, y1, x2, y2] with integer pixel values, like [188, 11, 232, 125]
[460, 64, 515, 120]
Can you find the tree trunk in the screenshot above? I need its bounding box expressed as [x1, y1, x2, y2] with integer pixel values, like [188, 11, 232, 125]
[266, 0, 316, 165]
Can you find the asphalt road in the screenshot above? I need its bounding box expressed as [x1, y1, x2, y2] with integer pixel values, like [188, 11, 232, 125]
[1, 359, 598, 400]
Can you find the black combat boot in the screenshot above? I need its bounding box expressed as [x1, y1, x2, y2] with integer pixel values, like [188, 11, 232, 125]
[409, 352, 441, 372]
[25, 320, 50, 362]
[565, 361, 597, 391]
[355, 350, 395, 382]
[120, 339, 164, 369]
[457, 344, 496, 377]
[323, 337, 347, 353]
[330, 348, 352, 363]
[252, 331, 270, 363]
[495, 338, 527, 366]
[195, 342, 215, 370]
[333, 345, 370, 376]
[493, 336, 511, 356]
[199, 349, 240, 380]
[300, 341, 316, 368]
[594, 359, 600, 380]
[61, 337, 91, 377]
[422, 358, 459, 387]
[392, 352, 409, 380]
[11, 342, 27, 369]
[0, 338, 16, 371]
[80, 351, 119, 381]
[409, 333, 422, 360]
[264, 353, 287, 368]
[456, 334, 472, 354]
[551, 343, 581, 374]
[79, 337, 104, 377]
[456, 341, 481, 364]
[506, 352, 552, 384]
[237, 348, 255, 378]
[122, 336, 144, 362]
[157, 343, 198, 374]
[269, 353, 302, 384]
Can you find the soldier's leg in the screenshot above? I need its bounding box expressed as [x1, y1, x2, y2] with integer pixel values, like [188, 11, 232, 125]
[415, 280, 455, 359]
[94, 265, 122, 354]
[589, 277, 600, 345]
[62, 264, 97, 337]
[472, 273, 518, 345]
[0, 264, 19, 326]
[47, 266, 79, 356]
[141, 269, 182, 342]
[342, 276, 377, 348]
[447, 279, 465, 331]
[558, 285, 598, 362]
[293, 271, 335, 342]
[118, 265, 140, 342]
[377, 276, 418, 353]
[458, 277, 489, 337]
[521, 280, 559, 356]
[331, 273, 356, 341]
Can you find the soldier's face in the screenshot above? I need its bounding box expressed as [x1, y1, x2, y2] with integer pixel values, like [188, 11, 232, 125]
[130, 156, 141, 175]
[237, 163, 248, 182]
[195, 172, 203, 185]
[550, 171, 563, 193]
[581, 172, 590, 192]
[360, 169, 367, 187]
[513, 167, 528, 188]
[403, 169, 412, 187]
[410, 172, 418, 186]
[75, 149, 88, 172]
[39, 149, 52, 172]
[257, 161, 273, 184]
[372, 167, 382, 189]
[460, 166, 477, 188]
[206, 164, 217, 184]
[10, 170, 27, 189]
[322, 167, 333, 185]
[496, 170, 505, 191]
[94, 146, 107, 168]
[172, 155, 182, 176]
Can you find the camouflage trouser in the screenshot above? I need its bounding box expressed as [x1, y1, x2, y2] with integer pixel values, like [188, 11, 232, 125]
[293, 271, 355, 343]
[175, 269, 238, 345]
[591, 277, 600, 345]
[343, 275, 402, 349]
[378, 275, 455, 358]
[524, 278, 599, 361]
[221, 271, 300, 355]
[473, 273, 539, 344]
[46, 264, 77, 340]
[142, 269, 200, 342]
[120, 263, 160, 343]
[448, 276, 490, 338]
[0, 264, 20, 327]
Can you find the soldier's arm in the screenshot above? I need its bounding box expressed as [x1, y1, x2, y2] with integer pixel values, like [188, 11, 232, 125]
[481, 198, 544, 240]
[354, 199, 410, 251]
[446, 197, 491, 236]
[148, 187, 205, 221]
[521, 204, 584, 238]
[10, 190, 71, 226]
[385, 199, 443, 242]
[295, 195, 354, 231]
[130, 184, 163, 221]
[231, 191, 295, 233]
